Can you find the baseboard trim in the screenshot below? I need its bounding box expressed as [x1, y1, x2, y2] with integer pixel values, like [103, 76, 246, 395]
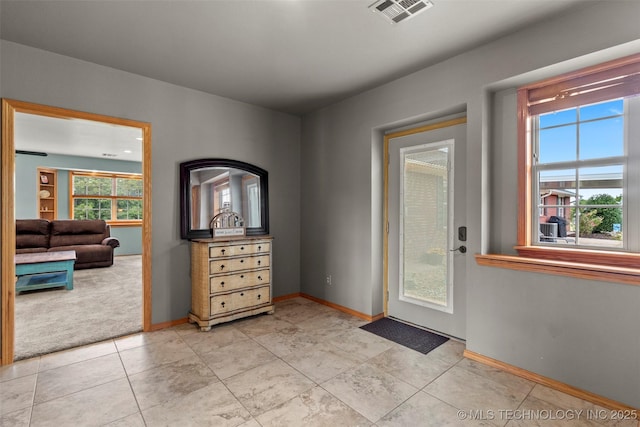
[272, 292, 384, 321]
[150, 317, 188, 331]
[299, 293, 383, 322]
[272, 292, 302, 303]
[464, 350, 639, 412]
[370, 312, 385, 321]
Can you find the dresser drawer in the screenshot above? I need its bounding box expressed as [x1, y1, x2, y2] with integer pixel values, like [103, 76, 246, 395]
[210, 286, 270, 316]
[209, 254, 270, 275]
[232, 286, 270, 310]
[209, 269, 270, 293]
[209, 242, 270, 259]
[210, 293, 234, 316]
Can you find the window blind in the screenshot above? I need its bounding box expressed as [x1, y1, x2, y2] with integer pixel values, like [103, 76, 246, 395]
[524, 54, 640, 116]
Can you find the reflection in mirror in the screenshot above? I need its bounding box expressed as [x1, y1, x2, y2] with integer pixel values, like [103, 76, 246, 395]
[189, 167, 261, 229]
[180, 159, 269, 239]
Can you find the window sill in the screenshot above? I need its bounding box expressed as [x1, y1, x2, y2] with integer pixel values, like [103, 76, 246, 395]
[475, 252, 640, 286]
[106, 220, 143, 227]
[514, 245, 640, 269]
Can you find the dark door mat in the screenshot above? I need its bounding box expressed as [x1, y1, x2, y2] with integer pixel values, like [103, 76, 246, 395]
[360, 317, 449, 355]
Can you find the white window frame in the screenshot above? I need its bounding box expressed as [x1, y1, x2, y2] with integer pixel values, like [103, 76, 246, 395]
[531, 98, 631, 250]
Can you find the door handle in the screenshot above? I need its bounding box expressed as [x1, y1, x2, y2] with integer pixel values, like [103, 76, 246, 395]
[450, 246, 467, 254]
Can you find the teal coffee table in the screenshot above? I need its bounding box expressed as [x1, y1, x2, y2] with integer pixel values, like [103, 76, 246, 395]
[15, 251, 76, 293]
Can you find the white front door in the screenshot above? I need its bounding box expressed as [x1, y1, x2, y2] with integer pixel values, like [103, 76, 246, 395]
[386, 120, 466, 339]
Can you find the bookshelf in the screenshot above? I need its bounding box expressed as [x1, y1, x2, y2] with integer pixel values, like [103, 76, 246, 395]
[37, 168, 57, 220]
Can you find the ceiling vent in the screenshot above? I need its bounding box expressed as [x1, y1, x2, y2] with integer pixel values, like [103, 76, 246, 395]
[369, 0, 434, 24]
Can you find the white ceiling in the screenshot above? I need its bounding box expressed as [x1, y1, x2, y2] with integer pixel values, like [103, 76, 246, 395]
[1, 0, 590, 116]
[15, 113, 143, 161]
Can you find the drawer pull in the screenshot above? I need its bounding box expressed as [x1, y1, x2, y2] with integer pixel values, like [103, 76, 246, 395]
[257, 260, 261, 265]
[258, 245, 262, 250]
[240, 275, 244, 278]
[240, 259, 244, 263]
[258, 276, 262, 280]
[240, 246, 245, 250]
[221, 301, 225, 307]
[257, 294, 261, 300]
[221, 249, 226, 255]
[220, 265, 225, 271]
[220, 281, 225, 287]
[240, 292, 244, 296]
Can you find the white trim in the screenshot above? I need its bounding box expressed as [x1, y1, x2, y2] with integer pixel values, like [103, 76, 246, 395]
[531, 98, 634, 250]
[398, 139, 454, 314]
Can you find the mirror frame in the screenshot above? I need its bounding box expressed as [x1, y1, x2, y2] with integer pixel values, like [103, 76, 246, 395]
[179, 158, 269, 239]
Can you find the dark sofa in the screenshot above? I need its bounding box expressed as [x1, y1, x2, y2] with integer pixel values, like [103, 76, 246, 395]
[16, 219, 120, 269]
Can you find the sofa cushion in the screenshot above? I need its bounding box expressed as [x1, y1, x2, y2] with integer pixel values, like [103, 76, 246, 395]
[16, 247, 49, 254]
[16, 219, 50, 249]
[50, 220, 107, 247]
[49, 244, 113, 266]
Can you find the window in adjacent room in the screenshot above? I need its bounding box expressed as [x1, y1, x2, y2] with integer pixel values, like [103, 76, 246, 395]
[71, 171, 143, 225]
[517, 54, 640, 266]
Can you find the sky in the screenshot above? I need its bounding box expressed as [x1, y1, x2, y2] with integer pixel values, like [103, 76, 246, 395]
[537, 99, 624, 200]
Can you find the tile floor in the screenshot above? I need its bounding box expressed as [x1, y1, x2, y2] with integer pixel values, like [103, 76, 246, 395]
[1, 297, 637, 427]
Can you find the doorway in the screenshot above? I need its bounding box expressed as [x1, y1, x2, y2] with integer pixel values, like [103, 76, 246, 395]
[1, 99, 152, 364]
[384, 117, 467, 339]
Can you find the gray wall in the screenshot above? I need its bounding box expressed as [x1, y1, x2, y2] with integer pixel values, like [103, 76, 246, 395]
[1, 0, 639, 409]
[1, 40, 301, 327]
[300, 2, 640, 407]
[15, 153, 143, 255]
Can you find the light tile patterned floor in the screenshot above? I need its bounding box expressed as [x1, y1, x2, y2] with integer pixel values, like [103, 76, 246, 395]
[1, 297, 637, 426]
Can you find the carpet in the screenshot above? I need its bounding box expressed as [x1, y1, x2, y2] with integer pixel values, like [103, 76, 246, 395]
[360, 317, 448, 355]
[14, 255, 143, 360]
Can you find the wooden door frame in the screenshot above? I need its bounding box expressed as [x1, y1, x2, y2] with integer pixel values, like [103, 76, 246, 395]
[1, 99, 152, 365]
[383, 117, 467, 316]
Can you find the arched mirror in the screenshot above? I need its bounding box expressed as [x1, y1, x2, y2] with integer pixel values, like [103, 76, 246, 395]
[180, 159, 269, 239]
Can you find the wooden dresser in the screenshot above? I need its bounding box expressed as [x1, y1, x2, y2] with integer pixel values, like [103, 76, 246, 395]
[189, 236, 274, 331]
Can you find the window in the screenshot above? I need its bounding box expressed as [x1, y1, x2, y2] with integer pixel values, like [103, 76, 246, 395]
[535, 99, 625, 248]
[211, 179, 230, 215]
[71, 171, 143, 225]
[219, 186, 231, 210]
[517, 54, 640, 268]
